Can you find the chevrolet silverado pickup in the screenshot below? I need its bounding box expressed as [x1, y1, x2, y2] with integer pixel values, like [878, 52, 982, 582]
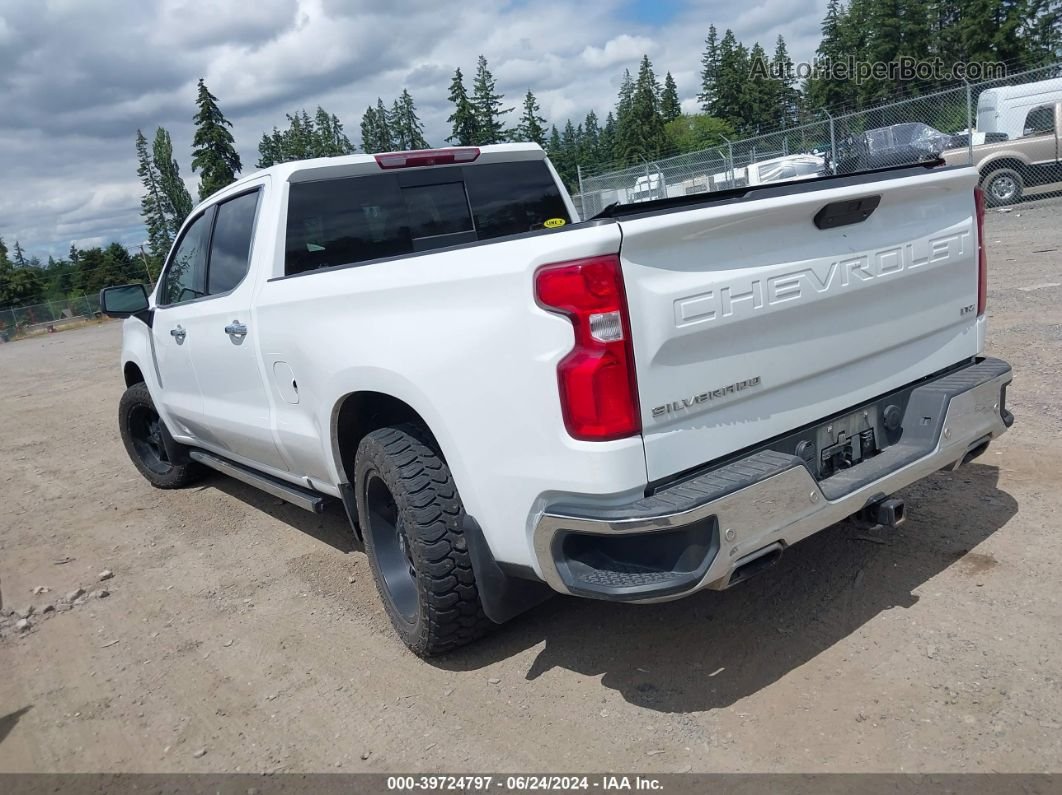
[100, 143, 1014, 656]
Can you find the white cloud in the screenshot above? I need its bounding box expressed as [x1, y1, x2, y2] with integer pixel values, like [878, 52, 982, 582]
[580, 35, 658, 70]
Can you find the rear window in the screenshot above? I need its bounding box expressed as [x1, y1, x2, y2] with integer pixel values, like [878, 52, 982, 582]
[284, 160, 570, 275]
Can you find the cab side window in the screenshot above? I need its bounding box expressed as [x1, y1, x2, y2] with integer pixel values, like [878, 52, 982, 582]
[207, 190, 261, 295]
[158, 211, 211, 306]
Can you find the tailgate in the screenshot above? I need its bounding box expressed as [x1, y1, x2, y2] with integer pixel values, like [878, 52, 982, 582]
[617, 167, 983, 482]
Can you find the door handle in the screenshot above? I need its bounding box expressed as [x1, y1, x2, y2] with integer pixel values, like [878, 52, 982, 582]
[170, 325, 186, 344]
[224, 321, 248, 338]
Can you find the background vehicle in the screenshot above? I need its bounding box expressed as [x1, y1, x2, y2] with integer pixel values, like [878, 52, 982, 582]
[976, 77, 1062, 141]
[943, 101, 1062, 205]
[834, 122, 953, 173]
[100, 144, 1012, 656]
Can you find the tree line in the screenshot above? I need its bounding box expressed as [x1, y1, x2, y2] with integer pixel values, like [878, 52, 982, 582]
[3, 0, 1058, 311]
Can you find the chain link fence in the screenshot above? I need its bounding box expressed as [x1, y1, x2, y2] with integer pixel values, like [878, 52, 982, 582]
[0, 293, 103, 342]
[575, 62, 1062, 216]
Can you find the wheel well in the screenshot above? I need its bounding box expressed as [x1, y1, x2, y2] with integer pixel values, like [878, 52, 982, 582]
[334, 392, 442, 485]
[124, 362, 145, 387]
[980, 158, 1028, 182]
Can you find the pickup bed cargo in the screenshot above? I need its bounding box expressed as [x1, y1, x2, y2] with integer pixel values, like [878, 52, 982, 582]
[101, 144, 1013, 655]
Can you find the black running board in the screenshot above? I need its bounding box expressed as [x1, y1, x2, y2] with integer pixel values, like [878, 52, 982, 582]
[188, 450, 328, 514]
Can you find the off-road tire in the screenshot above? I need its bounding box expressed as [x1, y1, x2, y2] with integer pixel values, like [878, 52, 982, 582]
[355, 424, 492, 656]
[118, 383, 202, 489]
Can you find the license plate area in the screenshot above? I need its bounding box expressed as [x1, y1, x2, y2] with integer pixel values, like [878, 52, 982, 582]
[813, 407, 880, 479]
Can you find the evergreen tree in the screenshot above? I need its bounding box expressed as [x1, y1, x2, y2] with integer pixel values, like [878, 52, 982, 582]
[514, 89, 548, 146]
[698, 25, 721, 112]
[390, 90, 429, 150]
[135, 130, 172, 260]
[713, 30, 752, 129]
[581, 111, 602, 167]
[446, 67, 479, 145]
[599, 112, 617, 167]
[12, 241, 26, 267]
[558, 119, 580, 187]
[259, 107, 355, 165]
[772, 35, 800, 127]
[190, 78, 242, 200]
[614, 69, 637, 163]
[471, 55, 513, 144]
[153, 127, 194, 235]
[360, 99, 394, 153]
[546, 124, 570, 185]
[742, 42, 776, 133]
[618, 55, 668, 161]
[661, 72, 682, 122]
[1025, 0, 1062, 65]
[805, 0, 851, 111]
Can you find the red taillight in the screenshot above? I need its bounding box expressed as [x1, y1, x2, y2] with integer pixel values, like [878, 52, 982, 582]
[974, 186, 988, 315]
[535, 255, 641, 441]
[374, 147, 480, 169]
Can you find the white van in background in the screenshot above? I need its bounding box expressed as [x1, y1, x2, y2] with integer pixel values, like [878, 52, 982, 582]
[977, 77, 1062, 140]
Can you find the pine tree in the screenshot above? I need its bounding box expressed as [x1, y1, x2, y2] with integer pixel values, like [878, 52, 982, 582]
[581, 111, 601, 168]
[772, 36, 800, 127]
[546, 124, 568, 184]
[135, 130, 173, 260]
[698, 25, 721, 113]
[257, 128, 283, 168]
[259, 107, 355, 165]
[471, 55, 513, 144]
[13, 241, 26, 267]
[614, 69, 637, 164]
[661, 72, 682, 122]
[713, 30, 751, 129]
[514, 89, 548, 146]
[599, 112, 617, 167]
[360, 99, 394, 153]
[558, 120, 580, 187]
[190, 78, 242, 200]
[805, 0, 851, 111]
[619, 55, 667, 161]
[743, 43, 776, 133]
[1025, 0, 1062, 65]
[153, 128, 194, 235]
[446, 68, 479, 146]
[390, 90, 429, 150]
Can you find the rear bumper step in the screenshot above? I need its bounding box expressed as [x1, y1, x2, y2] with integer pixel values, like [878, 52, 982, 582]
[532, 357, 1013, 602]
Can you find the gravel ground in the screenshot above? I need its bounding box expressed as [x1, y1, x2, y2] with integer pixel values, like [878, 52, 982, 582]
[0, 198, 1060, 773]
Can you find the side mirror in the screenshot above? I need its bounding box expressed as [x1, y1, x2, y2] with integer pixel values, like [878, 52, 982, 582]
[100, 284, 149, 318]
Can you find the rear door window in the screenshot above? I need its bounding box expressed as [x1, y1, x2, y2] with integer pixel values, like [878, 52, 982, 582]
[285, 160, 571, 275]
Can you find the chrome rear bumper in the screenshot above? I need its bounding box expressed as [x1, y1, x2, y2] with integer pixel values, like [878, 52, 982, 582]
[532, 358, 1013, 602]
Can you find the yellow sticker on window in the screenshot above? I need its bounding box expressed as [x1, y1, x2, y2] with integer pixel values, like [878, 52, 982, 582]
[544, 218, 566, 228]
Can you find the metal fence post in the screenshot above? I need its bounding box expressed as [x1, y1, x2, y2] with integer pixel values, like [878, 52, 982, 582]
[964, 78, 974, 165]
[824, 109, 837, 168]
[577, 164, 585, 211]
[721, 135, 733, 185]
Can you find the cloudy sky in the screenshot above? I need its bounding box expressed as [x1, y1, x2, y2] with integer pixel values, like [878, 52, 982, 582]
[0, 0, 829, 260]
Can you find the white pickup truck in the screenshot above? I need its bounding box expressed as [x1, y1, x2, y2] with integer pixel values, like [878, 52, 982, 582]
[101, 143, 1014, 656]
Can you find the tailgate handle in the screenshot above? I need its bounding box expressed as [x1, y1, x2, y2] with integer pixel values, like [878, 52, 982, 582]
[814, 195, 881, 230]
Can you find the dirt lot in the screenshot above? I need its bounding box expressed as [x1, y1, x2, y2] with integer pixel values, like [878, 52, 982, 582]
[1, 199, 1060, 774]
